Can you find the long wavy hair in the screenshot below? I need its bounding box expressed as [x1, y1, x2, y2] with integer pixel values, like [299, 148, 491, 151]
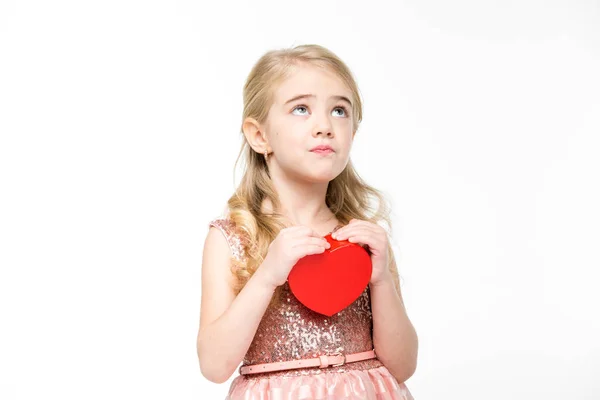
[223, 44, 402, 305]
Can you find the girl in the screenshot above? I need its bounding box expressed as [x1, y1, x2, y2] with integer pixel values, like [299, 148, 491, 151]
[197, 44, 418, 400]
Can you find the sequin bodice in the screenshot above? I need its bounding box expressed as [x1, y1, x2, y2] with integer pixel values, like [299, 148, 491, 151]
[209, 218, 384, 379]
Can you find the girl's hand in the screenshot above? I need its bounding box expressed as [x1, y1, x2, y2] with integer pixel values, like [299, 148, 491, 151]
[259, 226, 331, 289]
[331, 219, 393, 287]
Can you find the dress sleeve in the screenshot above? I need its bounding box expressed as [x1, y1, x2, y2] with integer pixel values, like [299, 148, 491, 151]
[208, 218, 247, 263]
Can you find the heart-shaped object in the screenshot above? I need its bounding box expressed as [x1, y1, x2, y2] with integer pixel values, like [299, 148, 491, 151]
[288, 234, 372, 317]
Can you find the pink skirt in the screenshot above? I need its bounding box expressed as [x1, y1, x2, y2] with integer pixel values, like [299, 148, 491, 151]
[226, 366, 414, 400]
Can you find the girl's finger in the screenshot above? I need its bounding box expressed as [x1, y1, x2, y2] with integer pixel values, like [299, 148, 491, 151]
[302, 244, 329, 255]
[346, 235, 384, 255]
[333, 224, 377, 240]
[293, 237, 331, 249]
[346, 233, 375, 246]
[334, 225, 373, 242]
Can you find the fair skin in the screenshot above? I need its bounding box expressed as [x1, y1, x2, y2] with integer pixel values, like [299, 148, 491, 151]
[246, 63, 355, 232]
[197, 62, 417, 384]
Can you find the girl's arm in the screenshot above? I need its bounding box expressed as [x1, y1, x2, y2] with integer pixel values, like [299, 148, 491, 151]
[196, 227, 276, 384]
[370, 279, 419, 384]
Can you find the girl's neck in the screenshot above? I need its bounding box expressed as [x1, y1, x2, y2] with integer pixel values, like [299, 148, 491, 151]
[261, 199, 340, 236]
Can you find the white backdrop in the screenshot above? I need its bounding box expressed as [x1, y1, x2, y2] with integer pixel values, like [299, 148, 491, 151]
[1, 0, 599, 399]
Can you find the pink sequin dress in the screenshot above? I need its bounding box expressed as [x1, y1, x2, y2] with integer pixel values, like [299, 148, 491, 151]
[209, 217, 414, 400]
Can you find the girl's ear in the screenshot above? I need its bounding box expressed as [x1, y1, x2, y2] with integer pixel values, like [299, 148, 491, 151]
[242, 117, 269, 154]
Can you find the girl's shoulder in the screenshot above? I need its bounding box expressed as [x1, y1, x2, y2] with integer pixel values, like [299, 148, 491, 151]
[208, 216, 246, 262]
[208, 216, 235, 233]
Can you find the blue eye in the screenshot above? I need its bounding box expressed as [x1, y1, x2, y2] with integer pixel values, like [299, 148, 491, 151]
[291, 105, 350, 117]
[333, 106, 348, 117]
[292, 105, 309, 115]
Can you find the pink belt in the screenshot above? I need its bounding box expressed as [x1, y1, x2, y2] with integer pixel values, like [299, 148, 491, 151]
[239, 349, 377, 375]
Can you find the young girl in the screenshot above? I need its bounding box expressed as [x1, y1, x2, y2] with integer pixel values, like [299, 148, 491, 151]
[197, 44, 418, 400]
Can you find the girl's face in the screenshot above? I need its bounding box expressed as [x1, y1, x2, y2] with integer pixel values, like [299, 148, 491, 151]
[264, 64, 355, 183]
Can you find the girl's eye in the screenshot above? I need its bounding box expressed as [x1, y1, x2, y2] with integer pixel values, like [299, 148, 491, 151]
[333, 106, 348, 117]
[291, 105, 350, 117]
[291, 105, 309, 115]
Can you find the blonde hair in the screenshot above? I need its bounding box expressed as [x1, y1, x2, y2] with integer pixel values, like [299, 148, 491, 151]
[224, 44, 402, 303]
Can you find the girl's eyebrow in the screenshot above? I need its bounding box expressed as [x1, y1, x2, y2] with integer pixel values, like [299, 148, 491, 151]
[284, 94, 352, 107]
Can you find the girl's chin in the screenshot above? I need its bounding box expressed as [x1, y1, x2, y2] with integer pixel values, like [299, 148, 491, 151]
[300, 171, 339, 183]
[284, 164, 343, 183]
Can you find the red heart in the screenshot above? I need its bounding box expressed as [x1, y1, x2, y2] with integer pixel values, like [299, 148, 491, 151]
[288, 234, 372, 317]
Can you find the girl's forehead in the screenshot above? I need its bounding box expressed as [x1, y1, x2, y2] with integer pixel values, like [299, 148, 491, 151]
[273, 66, 351, 104]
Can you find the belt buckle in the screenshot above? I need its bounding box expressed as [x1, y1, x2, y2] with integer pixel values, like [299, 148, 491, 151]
[331, 352, 346, 367]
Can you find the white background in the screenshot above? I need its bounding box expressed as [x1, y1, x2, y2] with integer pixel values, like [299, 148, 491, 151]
[1, 0, 599, 399]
